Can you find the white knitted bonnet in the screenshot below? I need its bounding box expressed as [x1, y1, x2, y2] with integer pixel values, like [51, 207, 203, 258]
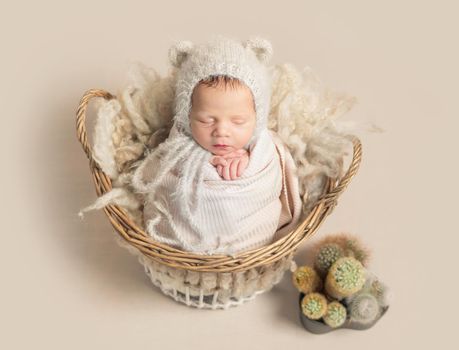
[169, 35, 274, 144]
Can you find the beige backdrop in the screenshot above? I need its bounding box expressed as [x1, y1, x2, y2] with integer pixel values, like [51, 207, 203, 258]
[1, 0, 457, 349]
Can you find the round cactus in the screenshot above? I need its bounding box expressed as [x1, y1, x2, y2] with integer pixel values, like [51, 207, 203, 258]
[314, 243, 344, 276]
[342, 236, 371, 267]
[311, 233, 371, 268]
[350, 270, 391, 308]
[348, 292, 380, 324]
[292, 266, 322, 294]
[323, 301, 347, 328]
[370, 279, 391, 307]
[301, 292, 328, 320]
[325, 257, 366, 299]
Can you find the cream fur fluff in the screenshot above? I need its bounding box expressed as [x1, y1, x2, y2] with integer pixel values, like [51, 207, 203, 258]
[80, 42, 375, 240]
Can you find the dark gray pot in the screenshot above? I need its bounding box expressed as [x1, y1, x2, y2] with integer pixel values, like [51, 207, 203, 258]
[298, 293, 389, 334]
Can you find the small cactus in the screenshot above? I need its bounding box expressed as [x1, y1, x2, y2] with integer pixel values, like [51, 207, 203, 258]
[348, 292, 380, 325]
[362, 271, 391, 307]
[301, 292, 328, 320]
[323, 301, 347, 328]
[343, 238, 371, 266]
[325, 257, 366, 299]
[313, 243, 344, 276]
[292, 266, 322, 294]
[311, 233, 371, 268]
[369, 279, 391, 307]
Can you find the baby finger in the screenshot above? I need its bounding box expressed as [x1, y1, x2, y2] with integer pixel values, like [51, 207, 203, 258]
[230, 158, 240, 179]
[223, 163, 231, 180]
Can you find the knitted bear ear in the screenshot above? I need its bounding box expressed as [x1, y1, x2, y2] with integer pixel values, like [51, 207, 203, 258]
[243, 37, 273, 64]
[168, 40, 194, 68]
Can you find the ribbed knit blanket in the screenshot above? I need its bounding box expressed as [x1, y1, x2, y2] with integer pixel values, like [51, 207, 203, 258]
[131, 126, 302, 256]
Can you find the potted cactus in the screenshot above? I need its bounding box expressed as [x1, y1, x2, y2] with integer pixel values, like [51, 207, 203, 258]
[300, 292, 328, 320]
[324, 256, 366, 299]
[292, 266, 322, 294]
[294, 233, 390, 334]
[323, 301, 347, 328]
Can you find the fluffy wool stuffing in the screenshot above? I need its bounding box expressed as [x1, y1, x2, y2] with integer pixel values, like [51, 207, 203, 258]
[79, 61, 377, 226]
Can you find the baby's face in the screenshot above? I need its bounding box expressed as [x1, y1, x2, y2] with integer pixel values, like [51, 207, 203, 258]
[189, 83, 256, 156]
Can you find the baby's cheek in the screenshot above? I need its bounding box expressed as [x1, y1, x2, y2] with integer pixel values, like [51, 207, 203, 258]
[191, 127, 212, 148]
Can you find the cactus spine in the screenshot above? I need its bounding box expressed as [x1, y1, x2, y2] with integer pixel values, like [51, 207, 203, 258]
[343, 237, 370, 266]
[301, 293, 328, 320]
[348, 293, 380, 324]
[352, 270, 391, 307]
[314, 243, 344, 276]
[312, 233, 371, 268]
[325, 257, 366, 299]
[292, 266, 322, 294]
[323, 301, 347, 328]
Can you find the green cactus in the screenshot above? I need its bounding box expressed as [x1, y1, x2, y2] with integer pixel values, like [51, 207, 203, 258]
[301, 292, 328, 320]
[314, 243, 344, 276]
[323, 301, 347, 328]
[311, 233, 371, 268]
[292, 266, 322, 294]
[348, 292, 380, 325]
[325, 257, 366, 299]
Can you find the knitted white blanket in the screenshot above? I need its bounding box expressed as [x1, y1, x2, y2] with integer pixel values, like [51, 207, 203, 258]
[131, 126, 302, 256]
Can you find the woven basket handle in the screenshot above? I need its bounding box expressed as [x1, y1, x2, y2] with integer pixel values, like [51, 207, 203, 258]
[76, 89, 115, 166]
[317, 136, 363, 209]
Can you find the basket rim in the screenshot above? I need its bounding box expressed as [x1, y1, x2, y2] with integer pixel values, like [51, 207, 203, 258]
[76, 89, 363, 272]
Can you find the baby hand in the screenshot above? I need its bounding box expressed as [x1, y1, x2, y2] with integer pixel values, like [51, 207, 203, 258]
[210, 149, 250, 180]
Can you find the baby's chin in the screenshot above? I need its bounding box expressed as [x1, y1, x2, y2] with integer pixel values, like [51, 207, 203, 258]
[210, 148, 233, 156]
[209, 145, 239, 156]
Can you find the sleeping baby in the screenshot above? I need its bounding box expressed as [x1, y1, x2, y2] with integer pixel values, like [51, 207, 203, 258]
[131, 35, 302, 255]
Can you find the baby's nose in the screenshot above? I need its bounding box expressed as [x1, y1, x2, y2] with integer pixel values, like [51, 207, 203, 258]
[213, 123, 230, 136]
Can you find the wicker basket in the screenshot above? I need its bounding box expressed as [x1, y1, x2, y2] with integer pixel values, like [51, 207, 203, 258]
[76, 89, 363, 310]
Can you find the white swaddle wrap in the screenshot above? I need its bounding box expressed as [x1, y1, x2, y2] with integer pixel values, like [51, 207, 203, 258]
[130, 36, 303, 255]
[131, 123, 301, 255]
